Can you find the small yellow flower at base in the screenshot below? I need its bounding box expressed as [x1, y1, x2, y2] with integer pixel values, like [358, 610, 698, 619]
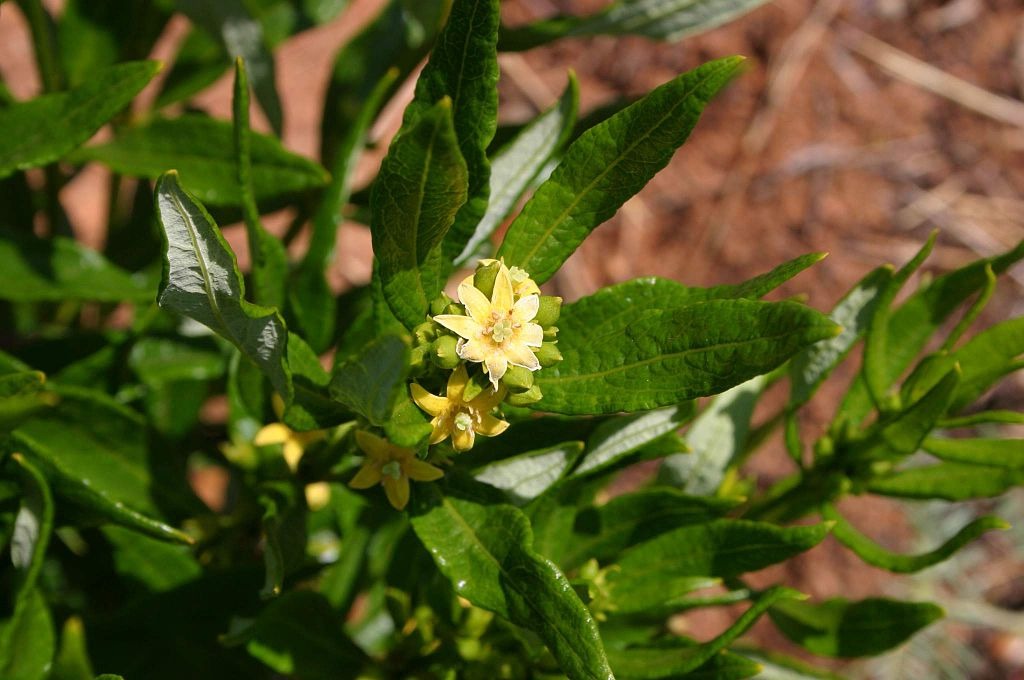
[433, 261, 543, 390]
[253, 423, 325, 471]
[411, 364, 510, 451]
[349, 431, 444, 510]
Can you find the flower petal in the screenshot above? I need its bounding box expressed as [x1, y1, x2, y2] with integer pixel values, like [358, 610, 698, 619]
[304, 481, 331, 511]
[452, 426, 475, 451]
[477, 412, 510, 437]
[253, 423, 291, 446]
[349, 462, 382, 489]
[283, 440, 304, 471]
[383, 475, 410, 510]
[503, 341, 540, 371]
[484, 354, 508, 387]
[434, 314, 482, 341]
[456, 336, 490, 363]
[491, 262, 514, 312]
[406, 458, 445, 482]
[428, 416, 450, 444]
[355, 430, 390, 461]
[519, 322, 544, 347]
[411, 383, 448, 417]
[446, 364, 469, 401]
[512, 294, 539, 324]
[458, 276, 493, 324]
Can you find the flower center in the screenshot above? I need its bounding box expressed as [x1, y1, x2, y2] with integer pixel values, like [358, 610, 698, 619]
[381, 461, 402, 480]
[509, 266, 530, 286]
[491, 317, 515, 343]
[454, 411, 473, 431]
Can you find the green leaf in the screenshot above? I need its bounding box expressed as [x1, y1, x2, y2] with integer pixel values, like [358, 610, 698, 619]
[102, 525, 201, 592]
[923, 436, 1024, 467]
[457, 73, 579, 266]
[258, 482, 305, 599]
[734, 646, 844, 679]
[58, 1, 169, 88]
[789, 266, 892, 408]
[154, 27, 226, 109]
[946, 315, 1024, 412]
[410, 481, 614, 680]
[574, 404, 692, 476]
[51, 616, 94, 680]
[74, 115, 329, 206]
[537, 298, 839, 415]
[497, 57, 743, 283]
[0, 588, 55, 680]
[769, 597, 943, 658]
[371, 98, 468, 329]
[550, 489, 738, 572]
[174, 0, 283, 135]
[473, 441, 583, 505]
[866, 462, 1024, 501]
[823, 505, 1007, 573]
[155, 171, 292, 405]
[606, 587, 802, 679]
[233, 58, 288, 309]
[0, 230, 154, 303]
[329, 334, 409, 426]
[500, 0, 772, 50]
[604, 520, 829, 613]
[246, 591, 366, 678]
[939, 410, 1024, 428]
[660, 375, 765, 494]
[13, 387, 194, 544]
[402, 0, 500, 263]
[0, 372, 56, 434]
[0, 60, 159, 179]
[9, 453, 54, 594]
[283, 333, 351, 431]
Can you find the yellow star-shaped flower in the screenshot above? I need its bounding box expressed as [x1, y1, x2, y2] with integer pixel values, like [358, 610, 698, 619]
[411, 364, 510, 451]
[348, 431, 443, 510]
[253, 423, 325, 471]
[433, 261, 543, 389]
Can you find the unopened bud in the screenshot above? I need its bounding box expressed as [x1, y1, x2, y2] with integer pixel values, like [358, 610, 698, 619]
[505, 385, 543, 406]
[413, 321, 436, 346]
[543, 326, 559, 340]
[431, 335, 461, 369]
[534, 296, 562, 327]
[473, 261, 501, 298]
[430, 293, 454, 316]
[534, 342, 562, 367]
[501, 365, 535, 393]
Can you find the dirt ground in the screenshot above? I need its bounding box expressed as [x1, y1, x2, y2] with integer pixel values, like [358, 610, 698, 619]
[1, 0, 1023, 677]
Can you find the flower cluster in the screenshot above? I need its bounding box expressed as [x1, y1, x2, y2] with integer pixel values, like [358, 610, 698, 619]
[349, 260, 562, 510]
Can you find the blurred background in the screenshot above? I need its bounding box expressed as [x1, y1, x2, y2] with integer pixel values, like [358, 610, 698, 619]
[2, 0, 1023, 676]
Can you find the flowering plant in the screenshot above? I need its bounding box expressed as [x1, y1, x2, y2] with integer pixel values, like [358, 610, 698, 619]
[0, 1, 1021, 679]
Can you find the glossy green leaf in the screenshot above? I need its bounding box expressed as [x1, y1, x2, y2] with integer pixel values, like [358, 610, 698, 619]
[823, 504, 1007, 573]
[102, 525, 201, 592]
[233, 58, 287, 309]
[246, 591, 366, 677]
[947, 315, 1024, 411]
[769, 597, 943, 658]
[474, 441, 583, 504]
[501, 0, 772, 50]
[175, 0, 283, 135]
[410, 481, 614, 680]
[923, 436, 1024, 467]
[0, 60, 159, 179]
[128, 337, 226, 385]
[155, 171, 292, 404]
[51, 616, 94, 680]
[371, 99, 468, 329]
[537, 298, 839, 414]
[258, 482, 305, 599]
[457, 74, 579, 266]
[604, 520, 828, 613]
[0, 372, 56, 434]
[0, 230, 153, 303]
[497, 57, 743, 283]
[283, 333, 351, 431]
[9, 453, 53, 594]
[0, 587, 55, 680]
[401, 0, 499, 263]
[550, 489, 738, 572]
[58, 1, 169, 88]
[574, 405, 691, 476]
[939, 410, 1024, 428]
[329, 334, 408, 426]
[13, 387, 194, 544]
[661, 375, 764, 494]
[789, 266, 892, 408]
[866, 462, 1024, 501]
[74, 116, 328, 206]
[607, 587, 802, 679]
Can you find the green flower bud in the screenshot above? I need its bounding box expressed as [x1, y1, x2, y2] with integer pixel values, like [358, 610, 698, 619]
[543, 326, 559, 340]
[534, 342, 562, 367]
[501, 365, 535, 393]
[430, 293, 454, 316]
[409, 344, 429, 373]
[505, 384, 542, 406]
[473, 260, 501, 298]
[431, 335, 461, 369]
[534, 295, 562, 327]
[444, 302, 464, 316]
[413, 321, 436, 346]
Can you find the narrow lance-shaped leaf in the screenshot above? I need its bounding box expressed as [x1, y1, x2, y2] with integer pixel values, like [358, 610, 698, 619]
[536, 298, 839, 415]
[371, 98, 468, 329]
[923, 437, 1024, 468]
[498, 57, 744, 283]
[0, 587, 55, 680]
[71, 115, 329, 206]
[10, 453, 54, 596]
[769, 596, 944, 658]
[233, 57, 287, 309]
[867, 462, 1024, 501]
[457, 73, 579, 266]
[410, 481, 615, 680]
[402, 0, 500, 263]
[823, 504, 1007, 574]
[155, 171, 292, 404]
[0, 60, 160, 179]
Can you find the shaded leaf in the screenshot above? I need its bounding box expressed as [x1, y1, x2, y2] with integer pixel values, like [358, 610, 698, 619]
[0, 588, 54, 680]
[923, 436, 1024, 468]
[329, 334, 409, 426]
[102, 525, 201, 592]
[867, 462, 1024, 501]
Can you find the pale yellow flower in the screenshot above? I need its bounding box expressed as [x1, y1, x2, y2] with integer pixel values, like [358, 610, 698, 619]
[349, 431, 443, 510]
[434, 262, 543, 389]
[411, 364, 509, 451]
[253, 423, 324, 471]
